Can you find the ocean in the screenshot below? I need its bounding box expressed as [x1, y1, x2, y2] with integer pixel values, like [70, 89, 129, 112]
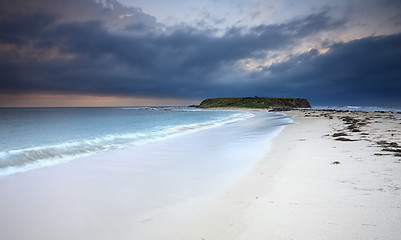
[310, 105, 401, 113]
[0, 107, 291, 177]
[0, 107, 294, 239]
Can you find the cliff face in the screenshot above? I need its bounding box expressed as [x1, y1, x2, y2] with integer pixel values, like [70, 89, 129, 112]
[199, 97, 311, 109]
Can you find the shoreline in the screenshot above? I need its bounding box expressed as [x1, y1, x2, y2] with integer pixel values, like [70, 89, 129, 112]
[0, 109, 400, 239]
[0, 110, 289, 240]
[172, 109, 401, 240]
[0, 107, 256, 178]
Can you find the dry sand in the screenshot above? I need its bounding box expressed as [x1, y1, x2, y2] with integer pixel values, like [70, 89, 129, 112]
[173, 110, 401, 240]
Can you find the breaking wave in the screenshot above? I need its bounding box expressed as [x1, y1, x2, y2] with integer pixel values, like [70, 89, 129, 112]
[0, 112, 254, 176]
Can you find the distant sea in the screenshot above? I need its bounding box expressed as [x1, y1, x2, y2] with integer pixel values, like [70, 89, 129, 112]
[310, 106, 401, 113]
[0, 107, 292, 176]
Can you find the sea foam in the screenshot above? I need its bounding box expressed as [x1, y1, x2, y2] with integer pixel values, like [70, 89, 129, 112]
[0, 107, 254, 176]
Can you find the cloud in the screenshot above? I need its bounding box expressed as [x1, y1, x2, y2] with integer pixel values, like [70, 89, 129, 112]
[0, 0, 400, 106]
[0, 0, 160, 33]
[255, 34, 401, 105]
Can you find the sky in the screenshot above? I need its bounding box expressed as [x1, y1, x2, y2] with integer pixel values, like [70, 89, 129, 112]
[0, 0, 400, 107]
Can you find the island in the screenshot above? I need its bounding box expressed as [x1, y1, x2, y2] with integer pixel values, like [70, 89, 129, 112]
[198, 97, 311, 109]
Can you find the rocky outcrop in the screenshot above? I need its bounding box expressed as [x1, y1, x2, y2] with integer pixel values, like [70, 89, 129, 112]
[198, 97, 311, 109]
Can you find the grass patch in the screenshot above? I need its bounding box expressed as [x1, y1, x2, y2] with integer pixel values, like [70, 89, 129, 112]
[199, 97, 311, 109]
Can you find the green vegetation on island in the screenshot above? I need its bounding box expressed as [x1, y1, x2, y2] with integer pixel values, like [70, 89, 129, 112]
[198, 97, 311, 109]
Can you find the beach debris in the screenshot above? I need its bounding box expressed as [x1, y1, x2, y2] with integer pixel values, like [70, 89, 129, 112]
[377, 141, 400, 153]
[380, 141, 399, 148]
[382, 148, 401, 153]
[333, 132, 347, 137]
[335, 137, 357, 141]
[374, 153, 391, 156]
[340, 116, 368, 133]
[374, 140, 401, 157]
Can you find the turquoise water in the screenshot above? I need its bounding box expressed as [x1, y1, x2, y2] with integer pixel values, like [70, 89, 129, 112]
[0, 107, 256, 176]
[0, 107, 294, 239]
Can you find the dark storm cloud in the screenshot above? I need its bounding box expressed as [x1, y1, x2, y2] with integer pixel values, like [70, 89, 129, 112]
[254, 34, 401, 105]
[0, 11, 56, 46]
[0, 0, 400, 106]
[0, 0, 160, 33]
[0, 6, 343, 95]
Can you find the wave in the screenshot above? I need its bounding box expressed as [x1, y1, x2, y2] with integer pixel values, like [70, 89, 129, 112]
[120, 107, 166, 110]
[120, 106, 225, 112]
[0, 112, 254, 176]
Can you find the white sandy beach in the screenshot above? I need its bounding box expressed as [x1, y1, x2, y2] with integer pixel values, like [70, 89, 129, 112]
[174, 110, 401, 240]
[0, 110, 400, 240]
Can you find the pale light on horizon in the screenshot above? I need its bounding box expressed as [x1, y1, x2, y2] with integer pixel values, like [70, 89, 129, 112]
[0, 93, 200, 107]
